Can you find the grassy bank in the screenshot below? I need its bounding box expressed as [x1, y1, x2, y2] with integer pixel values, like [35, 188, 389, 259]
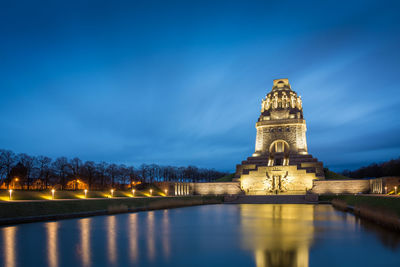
[320, 195, 400, 217]
[326, 195, 400, 231]
[0, 196, 223, 225]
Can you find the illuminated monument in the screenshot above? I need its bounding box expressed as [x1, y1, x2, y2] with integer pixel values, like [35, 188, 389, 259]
[236, 79, 325, 194]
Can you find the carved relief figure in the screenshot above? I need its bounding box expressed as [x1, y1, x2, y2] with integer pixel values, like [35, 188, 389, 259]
[280, 172, 290, 191]
[265, 96, 271, 110]
[264, 173, 273, 191]
[272, 93, 278, 109]
[296, 96, 302, 109]
[291, 94, 296, 108]
[281, 92, 289, 108]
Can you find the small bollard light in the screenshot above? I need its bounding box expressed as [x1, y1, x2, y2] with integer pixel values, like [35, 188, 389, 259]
[150, 189, 153, 196]
[111, 189, 114, 198]
[164, 189, 168, 196]
[84, 189, 88, 198]
[9, 189, 12, 200]
[395, 186, 398, 195]
[132, 189, 135, 197]
[51, 189, 55, 200]
[385, 186, 388, 194]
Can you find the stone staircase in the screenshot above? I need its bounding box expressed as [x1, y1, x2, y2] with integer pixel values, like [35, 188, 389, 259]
[236, 153, 324, 178]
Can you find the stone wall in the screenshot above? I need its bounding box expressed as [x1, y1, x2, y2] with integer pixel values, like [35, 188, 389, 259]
[255, 120, 307, 154]
[192, 182, 243, 195]
[311, 180, 370, 194]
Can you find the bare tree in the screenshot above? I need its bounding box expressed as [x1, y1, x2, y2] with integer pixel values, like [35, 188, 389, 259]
[127, 166, 136, 188]
[95, 162, 108, 189]
[0, 150, 16, 189]
[69, 157, 82, 189]
[18, 153, 36, 190]
[52, 157, 70, 190]
[106, 163, 119, 188]
[37, 156, 52, 189]
[82, 161, 96, 190]
[139, 164, 149, 182]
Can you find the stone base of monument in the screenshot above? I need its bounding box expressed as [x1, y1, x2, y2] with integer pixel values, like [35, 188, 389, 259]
[236, 153, 325, 195]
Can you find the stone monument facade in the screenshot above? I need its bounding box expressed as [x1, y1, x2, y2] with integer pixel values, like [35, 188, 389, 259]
[236, 79, 324, 195]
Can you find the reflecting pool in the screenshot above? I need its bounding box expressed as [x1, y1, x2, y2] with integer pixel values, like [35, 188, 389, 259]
[1, 204, 399, 267]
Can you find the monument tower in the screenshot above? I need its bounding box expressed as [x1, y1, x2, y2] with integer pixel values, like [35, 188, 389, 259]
[236, 79, 324, 195]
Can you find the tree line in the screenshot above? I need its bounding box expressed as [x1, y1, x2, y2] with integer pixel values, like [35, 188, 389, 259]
[342, 157, 400, 178]
[0, 149, 228, 190]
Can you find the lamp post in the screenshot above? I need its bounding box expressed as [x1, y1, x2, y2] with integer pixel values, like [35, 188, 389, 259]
[13, 178, 19, 189]
[9, 189, 12, 200]
[150, 189, 153, 196]
[84, 189, 88, 198]
[395, 186, 398, 195]
[164, 189, 168, 196]
[111, 189, 114, 198]
[51, 189, 55, 200]
[385, 186, 387, 194]
[132, 189, 135, 197]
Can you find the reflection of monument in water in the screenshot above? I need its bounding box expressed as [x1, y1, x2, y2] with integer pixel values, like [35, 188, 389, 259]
[236, 79, 325, 195]
[240, 205, 315, 267]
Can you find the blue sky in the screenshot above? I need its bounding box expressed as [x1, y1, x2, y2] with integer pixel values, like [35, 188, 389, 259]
[1, 0, 400, 172]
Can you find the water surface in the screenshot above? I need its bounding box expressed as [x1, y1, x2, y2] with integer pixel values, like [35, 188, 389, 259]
[1, 204, 399, 267]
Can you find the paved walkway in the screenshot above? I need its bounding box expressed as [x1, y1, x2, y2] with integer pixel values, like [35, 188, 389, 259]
[0, 196, 166, 203]
[225, 195, 318, 204]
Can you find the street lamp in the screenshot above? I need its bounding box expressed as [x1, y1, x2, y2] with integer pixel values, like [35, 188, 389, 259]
[385, 186, 388, 194]
[395, 186, 398, 195]
[9, 189, 12, 200]
[111, 189, 114, 198]
[132, 189, 135, 197]
[164, 189, 168, 196]
[84, 189, 88, 198]
[149, 189, 153, 196]
[51, 189, 55, 200]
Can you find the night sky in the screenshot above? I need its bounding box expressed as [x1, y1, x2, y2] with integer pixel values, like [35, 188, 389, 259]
[1, 0, 400, 172]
